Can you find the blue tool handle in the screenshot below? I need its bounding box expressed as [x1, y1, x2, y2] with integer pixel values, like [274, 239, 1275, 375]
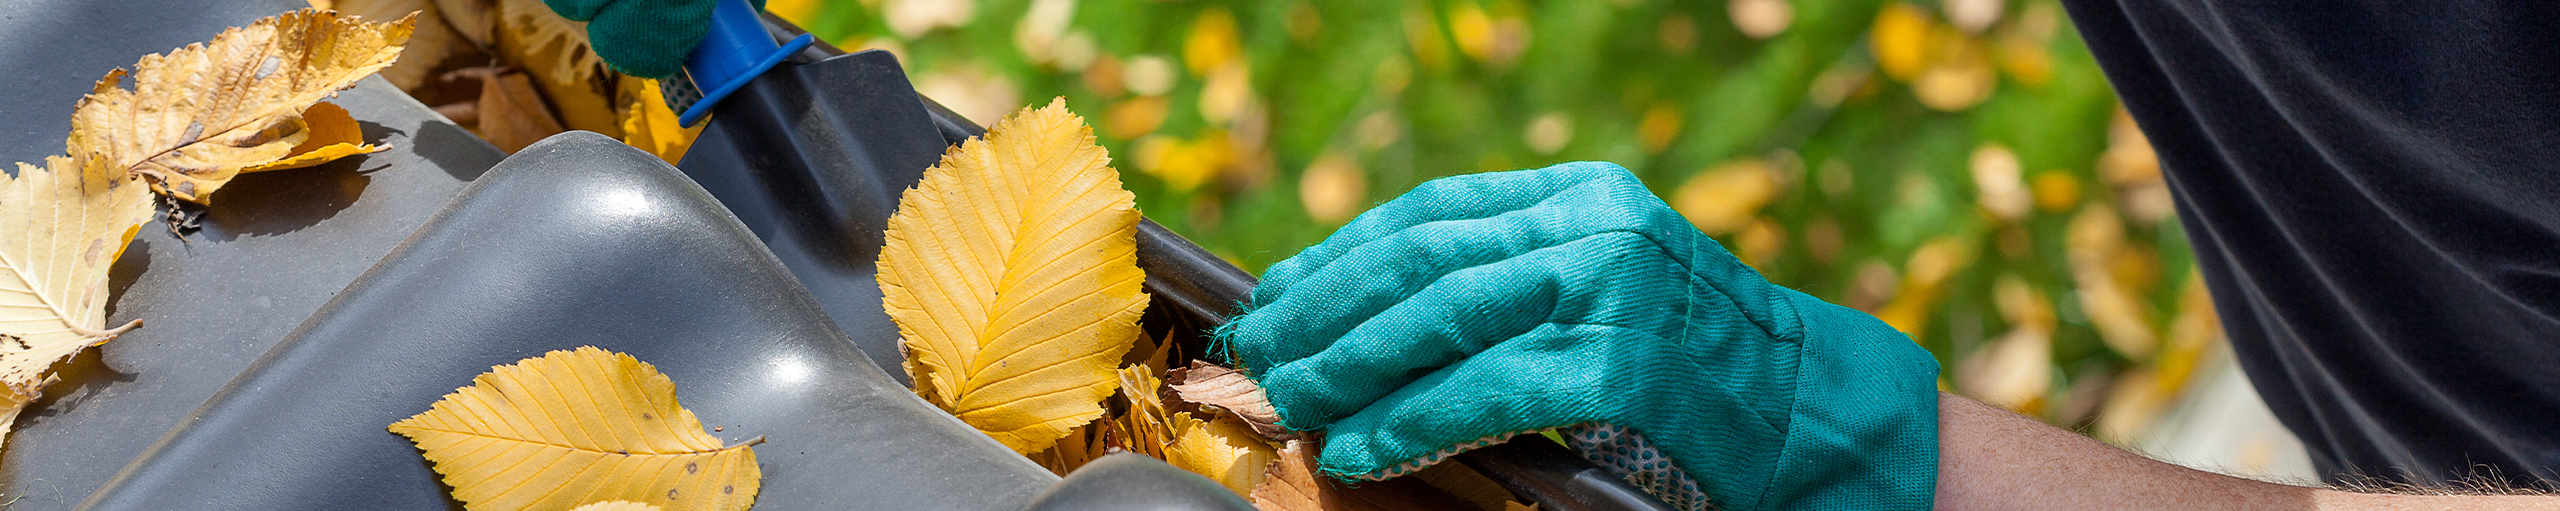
[675, 0, 814, 127]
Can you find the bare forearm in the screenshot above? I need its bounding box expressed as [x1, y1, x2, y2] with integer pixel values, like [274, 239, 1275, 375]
[1933, 393, 2560, 510]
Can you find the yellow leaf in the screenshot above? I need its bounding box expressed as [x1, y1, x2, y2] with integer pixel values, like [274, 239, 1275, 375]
[1166, 410, 1277, 497]
[69, 8, 413, 203]
[877, 98, 1149, 454]
[389, 346, 763, 511]
[570, 502, 662, 511]
[0, 155, 154, 449]
[242, 103, 390, 172]
[618, 79, 702, 164]
[1113, 364, 1174, 458]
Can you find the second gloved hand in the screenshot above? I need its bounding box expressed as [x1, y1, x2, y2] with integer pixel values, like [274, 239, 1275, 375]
[1220, 162, 1941, 511]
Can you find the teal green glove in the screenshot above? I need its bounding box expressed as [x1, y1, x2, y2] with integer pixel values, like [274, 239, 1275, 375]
[543, 0, 763, 79]
[1218, 162, 1941, 511]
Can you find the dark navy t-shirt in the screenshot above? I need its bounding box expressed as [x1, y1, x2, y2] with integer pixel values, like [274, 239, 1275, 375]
[2058, 0, 2560, 487]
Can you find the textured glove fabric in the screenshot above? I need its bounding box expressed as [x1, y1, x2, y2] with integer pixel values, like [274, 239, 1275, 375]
[543, 0, 761, 79]
[1219, 162, 1941, 511]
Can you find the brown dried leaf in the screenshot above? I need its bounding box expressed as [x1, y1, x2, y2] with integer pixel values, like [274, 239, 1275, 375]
[453, 67, 565, 153]
[1170, 360, 1290, 440]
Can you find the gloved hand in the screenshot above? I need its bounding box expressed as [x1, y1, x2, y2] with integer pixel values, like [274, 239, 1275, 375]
[1218, 162, 1941, 511]
[543, 0, 764, 79]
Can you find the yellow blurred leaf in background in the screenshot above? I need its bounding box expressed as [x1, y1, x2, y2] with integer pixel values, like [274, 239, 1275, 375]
[1970, 144, 2029, 221]
[390, 347, 762, 511]
[878, 99, 1149, 454]
[1913, 37, 1995, 111]
[2031, 170, 2081, 212]
[1290, 152, 1372, 223]
[1107, 96, 1170, 140]
[1637, 104, 1683, 154]
[1870, 4, 1935, 82]
[71, 9, 412, 203]
[1184, 7, 1241, 76]
[1673, 160, 1781, 234]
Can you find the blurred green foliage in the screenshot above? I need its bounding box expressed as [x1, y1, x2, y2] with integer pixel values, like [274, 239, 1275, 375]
[771, 0, 2218, 439]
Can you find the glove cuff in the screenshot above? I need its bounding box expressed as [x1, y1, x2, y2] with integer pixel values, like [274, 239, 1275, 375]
[1756, 289, 1940, 511]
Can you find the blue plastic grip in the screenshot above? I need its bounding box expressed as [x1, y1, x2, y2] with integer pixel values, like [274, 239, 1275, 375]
[676, 0, 814, 127]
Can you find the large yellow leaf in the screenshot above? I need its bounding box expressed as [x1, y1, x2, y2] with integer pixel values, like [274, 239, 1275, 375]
[877, 98, 1150, 454]
[68, 8, 411, 203]
[0, 155, 154, 448]
[390, 346, 762, 511]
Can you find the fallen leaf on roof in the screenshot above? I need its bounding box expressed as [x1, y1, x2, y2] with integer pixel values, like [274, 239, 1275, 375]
[0, 154, 155, 452]
[390, 346, 762, 511]
[69, 8, 411, 203]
